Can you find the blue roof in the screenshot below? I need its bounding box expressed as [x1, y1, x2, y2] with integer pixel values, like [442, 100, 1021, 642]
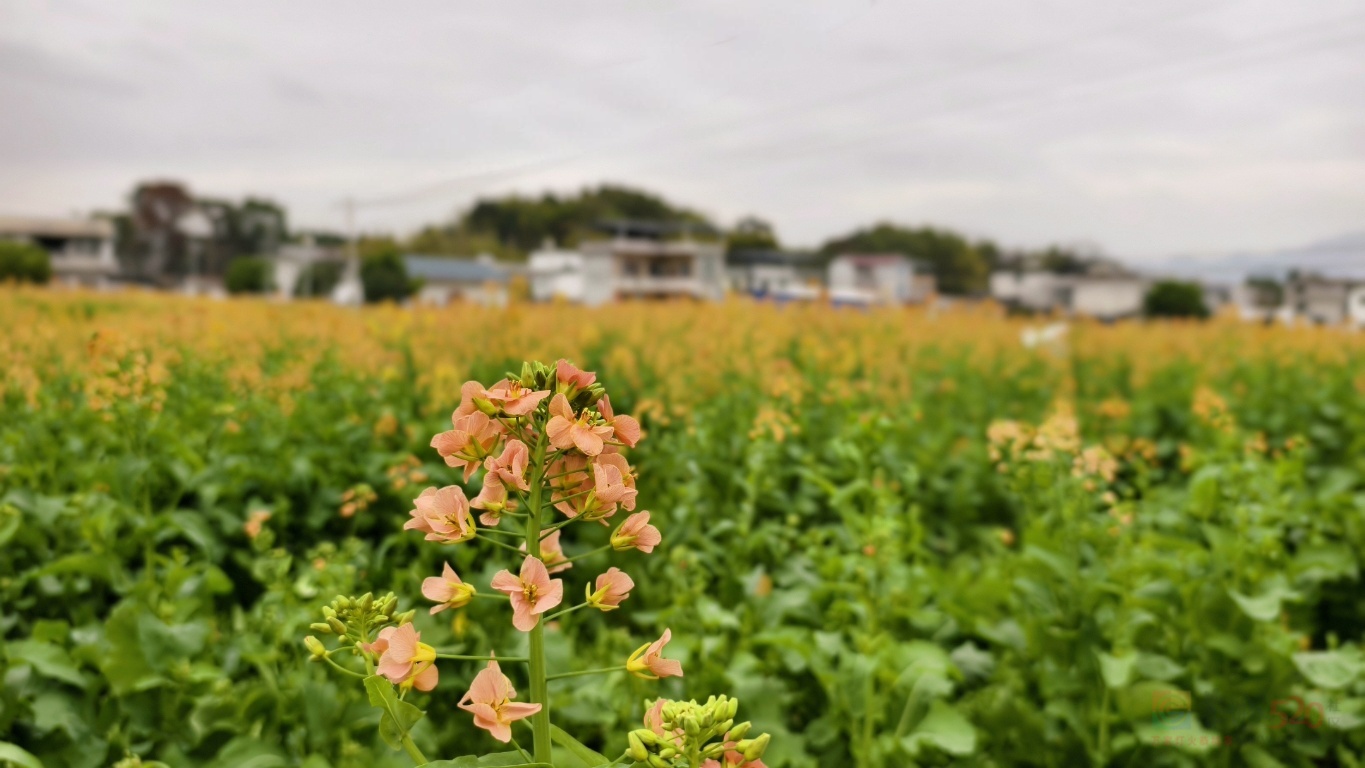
[403, 254, 508, 283]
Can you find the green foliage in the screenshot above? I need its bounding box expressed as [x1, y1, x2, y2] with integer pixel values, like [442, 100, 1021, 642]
[294, 261, 345, 298]
[1144, 280, 1210, 319]
[818, 224, 993, 295]
[361, 247, 415, 303]
[726, 216, 780, 257]
[4, 304, 1365, 766]
[0, 242, 52, 284]
[431, 185, 716, 260]
[225, 256, 274, 294]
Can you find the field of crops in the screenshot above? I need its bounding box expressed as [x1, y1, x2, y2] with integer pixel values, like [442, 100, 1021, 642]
[3, 288, 1365, 768]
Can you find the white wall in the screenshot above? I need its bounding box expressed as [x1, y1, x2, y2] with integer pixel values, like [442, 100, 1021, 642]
[1071, 279, 1145, 319]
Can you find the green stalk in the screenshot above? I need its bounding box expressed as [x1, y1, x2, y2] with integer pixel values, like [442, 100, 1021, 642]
[525, 428, 553, 765]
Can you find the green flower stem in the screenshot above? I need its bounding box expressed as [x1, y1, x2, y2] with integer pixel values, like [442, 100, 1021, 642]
[434, 653, 529, 662]
[525, 427, 553, 765]
[321, 655, 366, 678]
[563, 544, 612, 565]
[478, 526, 525, 538]
[546, 665, 627, 682]
[472, 591, 511, 601]
[477, 534, 527, 556]
[543, 602, 591, 623]
[400, 733, 427, 765]
[539, 517, 578, 539]
[543, 467, 589, 481]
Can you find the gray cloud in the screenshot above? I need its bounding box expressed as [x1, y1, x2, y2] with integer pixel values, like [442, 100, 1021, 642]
[1, 0, 1362, 262]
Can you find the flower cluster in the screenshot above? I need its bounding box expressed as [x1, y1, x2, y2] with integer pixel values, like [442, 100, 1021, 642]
[304, 359, 745, 765]
[627, 696, 771, 768]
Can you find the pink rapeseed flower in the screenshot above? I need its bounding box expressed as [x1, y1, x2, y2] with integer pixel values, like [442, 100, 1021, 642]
[592, 453, 637, 512]
[611, 511, 662, 553]
[598, 395, 643, 449]
[453, 380, 495, 419]
[471, 481, 513, 526]
[546, 394, 613, 456]
[422, 562, 477, 614]
[644, 699, 684, 748]
[404, 485, 476, 544]
[458, 657, 541, 743]
[626, 628, 683, 679]
[490, 555, 564, 632]
[586, 567, 634, 611]
[555, 358, 597, 394]
[483, 379, 551, 417]
[375, 623, 439, 692]
[520, 529, 572, 574]
[484, 439, 530, 491]
[431, 412, 503, 481]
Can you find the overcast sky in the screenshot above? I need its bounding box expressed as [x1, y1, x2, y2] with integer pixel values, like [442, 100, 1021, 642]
[2, 0, 1363, 262]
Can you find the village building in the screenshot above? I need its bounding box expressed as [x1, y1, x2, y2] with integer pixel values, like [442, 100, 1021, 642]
[403, 253, 511, 307]
[527, 223, 725, 306]
[725, 249, 823, 301]
[990, 270, 1147, 320]
[827, 253, 918, 306]
[0, 215, 119, 288]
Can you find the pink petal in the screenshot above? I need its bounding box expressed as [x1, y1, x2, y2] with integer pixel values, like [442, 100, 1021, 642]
[413, 663, 439, 691]
[490, 569, 521, 596]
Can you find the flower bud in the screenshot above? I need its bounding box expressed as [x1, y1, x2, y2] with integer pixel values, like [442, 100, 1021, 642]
[304, 636, 327, 659]
[626, 732, 649, 761]
[326, 616, 346, 635]
[742, 733, 770, 762]
[728, 721, 752, 741]
[309, 622, 333, 634]
[394, 609, 416, 625]
[646, 756, 670, 768]
[683, 714, 700, 739]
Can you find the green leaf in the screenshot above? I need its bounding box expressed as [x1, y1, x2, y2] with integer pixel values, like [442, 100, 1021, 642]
[549, 724, 610, 766]
[1228, 589, 1284, 622]
[363, 675, 426, 751]
[0, 742, 44, 768]
[5, 640, 87, 688]
[1292, 650, 1363, 690]
[0, 504, 20, 547]
[1096, 650, 1136, 689]
[900, 701, 977, 757]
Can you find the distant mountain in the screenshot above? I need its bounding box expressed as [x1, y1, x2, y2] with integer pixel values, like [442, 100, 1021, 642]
[1140, 232, 1365, 284]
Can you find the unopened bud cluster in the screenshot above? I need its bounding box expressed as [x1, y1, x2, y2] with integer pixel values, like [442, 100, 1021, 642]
[627, 696, 770, 768]
[305, 591, 413, 658]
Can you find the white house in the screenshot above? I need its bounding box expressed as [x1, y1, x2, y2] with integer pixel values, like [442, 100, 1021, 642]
[1349, 286, 1365, 330]
[991, 271, 1146, 320]
[0, 215, 119, 288]
[404, 253, 510, 307]
[725, 249, 822, 299]
[828, 254, 915, 305]
[1069, 278, 1146, 320]
[528, 247, 586, 302]
[272, 239, 345, 299]
[528, 236, 725, 306]
[1288, 276, 1359, 326]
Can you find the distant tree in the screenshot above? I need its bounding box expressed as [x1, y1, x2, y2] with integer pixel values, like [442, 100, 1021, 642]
[819, 223, 991, 295]
[360, 246, 415, 303]
[294, 261, 345, 298]
[1036, 245, 1091, 275]
[0, 242, 51, 284]
[453, 184, 717, 257]
[726, 216, 780, 256]
[225, 256, 273, 294]
[1144, 281, 1209, 319]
